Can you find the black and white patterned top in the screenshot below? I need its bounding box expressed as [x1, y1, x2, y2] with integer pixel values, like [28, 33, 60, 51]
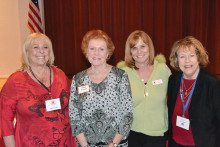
[69, 66, 133, 147]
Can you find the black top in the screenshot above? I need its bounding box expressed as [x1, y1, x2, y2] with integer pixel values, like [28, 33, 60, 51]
[167, 70, 220, 147]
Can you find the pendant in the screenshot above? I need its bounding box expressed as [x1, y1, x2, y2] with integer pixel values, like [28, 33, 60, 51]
[145, 92, 148, 96]
[185, 91, 187, 96]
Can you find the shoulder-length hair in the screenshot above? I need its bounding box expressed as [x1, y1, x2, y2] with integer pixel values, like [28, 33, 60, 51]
[21, 33, 55, 71]
[125, 30, 155, 68]
[170, 36, 209, 71]
[81, 30, 115, 61]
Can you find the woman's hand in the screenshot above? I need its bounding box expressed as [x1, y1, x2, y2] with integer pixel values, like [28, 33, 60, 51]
[76, 133, 89, 147]
[3, 135, 15, 147]
[107, 133, 124, 147]
[107, 143, 114, 147]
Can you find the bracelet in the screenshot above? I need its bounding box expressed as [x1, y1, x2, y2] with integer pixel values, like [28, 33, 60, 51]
[84, 144, 89, 147]
[111, 141, 117, 147]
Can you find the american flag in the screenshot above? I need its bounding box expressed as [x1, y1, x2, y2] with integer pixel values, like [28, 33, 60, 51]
[27, 0, 43, 33]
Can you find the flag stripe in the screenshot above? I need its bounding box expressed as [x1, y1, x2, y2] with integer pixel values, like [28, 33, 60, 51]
[29, 4, 42, 23]
[27, 22, 36, 33]
[28, 18, 42, 33]
[28, 14, 43, 33]
[27, 0, 43, 33]
[28, 10, 42, 28]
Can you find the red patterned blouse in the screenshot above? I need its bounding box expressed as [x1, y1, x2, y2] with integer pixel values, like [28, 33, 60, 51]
[0, 67, 76, 147]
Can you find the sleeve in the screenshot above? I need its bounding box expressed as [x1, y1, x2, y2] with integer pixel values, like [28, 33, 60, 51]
[117, 72, 133, 137]
[69, 76, 85, 137]
[167, 75, 173, 140]
[63, 75, 77, 146]
[56, 68, 71, 95]
[212, 79, 220, 146]
[166, 65, 172, 77]
[0, 77, 17, 137]
[64, 72, 71, 97]
[55, 68, 71, 121]
[63, 73, 71, 120]
[167, 75, 173, 105]
[163, 64, 171, 95]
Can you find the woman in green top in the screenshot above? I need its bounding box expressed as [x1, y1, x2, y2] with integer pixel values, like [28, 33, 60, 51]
[117, 30, 171, 147]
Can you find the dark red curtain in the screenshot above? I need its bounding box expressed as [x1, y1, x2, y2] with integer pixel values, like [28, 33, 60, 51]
[44, 0, 220, 77]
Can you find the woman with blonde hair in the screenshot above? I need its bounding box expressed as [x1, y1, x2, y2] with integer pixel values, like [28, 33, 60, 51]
[167, 36, 220, 147]
[0, 33, 76, 147]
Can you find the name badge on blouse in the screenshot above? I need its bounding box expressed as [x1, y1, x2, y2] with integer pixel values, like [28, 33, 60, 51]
[78, 84, 90, 94]
[45, 98, 61, 112]
[152, 79, 163, 85]
[176, 115, 190, 130]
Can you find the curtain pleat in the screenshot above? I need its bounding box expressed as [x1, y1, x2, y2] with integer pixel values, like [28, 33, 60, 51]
[44, 0, 220, 77]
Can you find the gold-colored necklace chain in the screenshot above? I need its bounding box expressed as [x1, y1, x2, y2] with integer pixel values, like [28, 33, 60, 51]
[182, 79, 194, 96]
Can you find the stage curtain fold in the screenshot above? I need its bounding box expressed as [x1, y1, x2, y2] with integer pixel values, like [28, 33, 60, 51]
[44, 0, 220, 77]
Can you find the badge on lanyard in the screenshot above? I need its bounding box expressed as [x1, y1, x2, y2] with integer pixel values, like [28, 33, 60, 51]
[180, 71, 199, 117]
[45, 98, 61, 112]
[29, 66, 60, 112]
[176, 115, 190, 130]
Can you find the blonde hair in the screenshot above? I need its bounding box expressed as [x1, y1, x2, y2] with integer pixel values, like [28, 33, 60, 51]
[170, 36, 209, 71]
[125, 30, 155, 68]
[81, 30, 115, 61]
[21, 33, 55, 71]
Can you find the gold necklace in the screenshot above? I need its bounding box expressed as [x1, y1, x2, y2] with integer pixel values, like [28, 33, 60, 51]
[182, 89, 190, 103]
[182, 79, 194, 96]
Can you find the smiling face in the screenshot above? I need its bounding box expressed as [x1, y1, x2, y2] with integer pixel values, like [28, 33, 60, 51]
[130, 39, 150, 65]
[86, 39, 108, 67]
[27, 38, 50, 68]
[177, 46, 200, 79]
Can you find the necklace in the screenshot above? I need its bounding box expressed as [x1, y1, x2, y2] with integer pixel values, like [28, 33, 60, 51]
[182, 90, 190, 103]
[138, 65, 153, 83]
[182, 79, 195, 96]
[29, 66, 52, 98]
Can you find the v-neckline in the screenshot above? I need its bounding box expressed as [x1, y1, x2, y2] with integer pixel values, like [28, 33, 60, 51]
[133, 61, 156, 85]
[87, 66, 113, 85]
[25, 66, 55, 88]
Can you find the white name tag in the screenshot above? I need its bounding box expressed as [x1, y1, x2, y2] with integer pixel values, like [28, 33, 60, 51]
[152, 79, 163, 85]
[78, 84, 90, 94]
[45, 98, 61, 112]
[176, 115, 190, 130]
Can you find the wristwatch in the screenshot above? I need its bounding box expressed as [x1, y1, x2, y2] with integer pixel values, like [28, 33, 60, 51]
[112, 141, 117, 147]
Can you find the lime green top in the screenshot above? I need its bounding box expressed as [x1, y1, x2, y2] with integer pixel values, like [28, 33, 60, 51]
[117, 54, 171, 136]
